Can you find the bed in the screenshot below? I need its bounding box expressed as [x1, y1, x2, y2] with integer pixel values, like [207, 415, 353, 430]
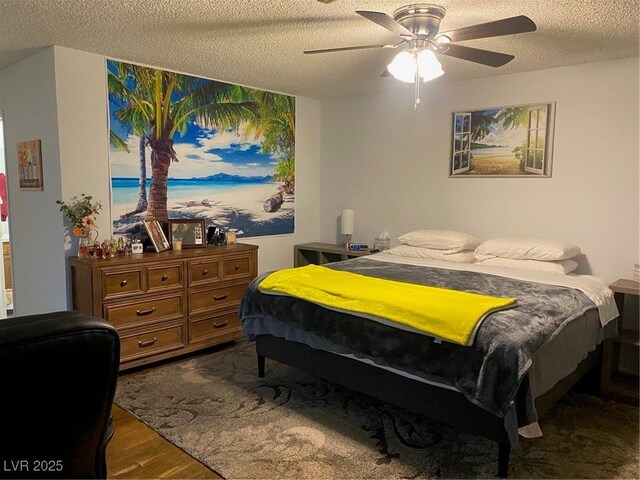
[239, 252, 618, 477]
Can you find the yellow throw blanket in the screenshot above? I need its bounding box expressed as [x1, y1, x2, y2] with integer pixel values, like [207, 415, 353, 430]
[258, 264, 517, 346]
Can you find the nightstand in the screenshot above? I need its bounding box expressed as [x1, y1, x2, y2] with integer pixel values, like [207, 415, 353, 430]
[294, 242, 371, 267]
[601, 279, 639, 403]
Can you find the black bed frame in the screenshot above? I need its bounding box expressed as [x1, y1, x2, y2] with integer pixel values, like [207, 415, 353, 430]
[255, 334, 602, 478]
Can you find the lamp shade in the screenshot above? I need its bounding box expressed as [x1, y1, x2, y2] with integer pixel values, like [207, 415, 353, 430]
[341, 209, 354, 235]
[417, 49, 444, 82]
[387, 51, 416, 83]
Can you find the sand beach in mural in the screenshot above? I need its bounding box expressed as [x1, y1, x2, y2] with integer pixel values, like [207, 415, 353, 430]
[112, 181, 293, 237]
[463, 151, 531, 176]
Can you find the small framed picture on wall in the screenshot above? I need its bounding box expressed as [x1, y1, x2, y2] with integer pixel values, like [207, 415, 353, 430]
[17, 139, 44, 190]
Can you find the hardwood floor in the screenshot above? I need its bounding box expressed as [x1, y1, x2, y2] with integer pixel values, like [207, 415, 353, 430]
[107, 405, 221, 479]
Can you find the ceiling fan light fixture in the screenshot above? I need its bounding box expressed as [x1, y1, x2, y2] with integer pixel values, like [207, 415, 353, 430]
[308, 4, 537, 108]
[387, 51, 417, 83]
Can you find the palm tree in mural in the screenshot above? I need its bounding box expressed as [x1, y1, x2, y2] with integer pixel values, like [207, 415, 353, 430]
[495, 106, 531, 171]
[239, 90, 296, 194]
[108, 63, 257, 223]
[109, 63, 150, 215]
[470, 110, 494, 142]
[109, 132, 149, 216]
[495, 107, 529, 130]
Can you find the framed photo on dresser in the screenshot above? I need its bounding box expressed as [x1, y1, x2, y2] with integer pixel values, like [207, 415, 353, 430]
[143, 219, 170, 252]
[168, 219, 206, 248]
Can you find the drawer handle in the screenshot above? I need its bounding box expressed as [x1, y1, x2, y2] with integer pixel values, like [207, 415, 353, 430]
[136, 307, 157, 316]
[202, 269, 209, 275]
[213, 294, 228, 301]
[137, 337, 158, 348]
[161, 275, 168, 281]
[234, 264, 240, 271]
[120, 280, 128, 287]
[213, 321, 229, 329]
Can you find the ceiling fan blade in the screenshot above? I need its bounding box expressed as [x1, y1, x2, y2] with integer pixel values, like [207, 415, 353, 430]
[304, 41, 404, 55]
[438, 44, 514, 67]
[356, 10, 415, 39]
[438, 15, 536, 43]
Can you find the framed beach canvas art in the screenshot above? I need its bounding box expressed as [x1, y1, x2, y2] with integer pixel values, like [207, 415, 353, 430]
[107, 59, 295, 239]
[450, 102, 555, 177]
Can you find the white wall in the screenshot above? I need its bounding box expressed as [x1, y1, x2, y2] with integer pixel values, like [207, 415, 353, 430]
[0, 47, 68, 315]
[0, 45, 321, 313]
[54, 48, 112, 307]
[320, 57, 639, 283]
[55, 48, 112, 237]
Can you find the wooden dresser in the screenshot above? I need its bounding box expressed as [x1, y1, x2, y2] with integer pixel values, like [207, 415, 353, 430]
[69, 243, 258, 370]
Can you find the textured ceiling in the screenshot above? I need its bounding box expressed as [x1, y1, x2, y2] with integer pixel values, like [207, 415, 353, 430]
[0, 0, 638, 99]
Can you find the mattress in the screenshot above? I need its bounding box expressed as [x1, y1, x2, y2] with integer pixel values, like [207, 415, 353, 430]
[240, 255, 617, 422]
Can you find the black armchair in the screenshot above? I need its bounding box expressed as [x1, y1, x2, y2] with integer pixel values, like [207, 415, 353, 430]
[0, 311, 120, 479]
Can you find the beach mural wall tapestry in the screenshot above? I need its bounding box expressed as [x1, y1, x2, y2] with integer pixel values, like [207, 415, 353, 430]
[107, 59, 295, 238]
[450, 102, 555, 177]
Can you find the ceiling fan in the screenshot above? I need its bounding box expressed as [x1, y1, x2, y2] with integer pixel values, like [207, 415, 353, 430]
[305, 4, 537, 107]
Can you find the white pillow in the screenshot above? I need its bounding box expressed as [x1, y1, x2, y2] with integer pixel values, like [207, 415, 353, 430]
[386, 245, 476, 263]
[397, 230, 480, 253]
[477, 257, 579, 275]
[475, 237, 581, 261]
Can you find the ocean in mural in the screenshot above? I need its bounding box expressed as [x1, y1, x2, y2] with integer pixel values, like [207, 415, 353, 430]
[107, 59, 295, 238]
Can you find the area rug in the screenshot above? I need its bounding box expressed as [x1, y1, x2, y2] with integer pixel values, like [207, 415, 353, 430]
[115, 342, 639, 479]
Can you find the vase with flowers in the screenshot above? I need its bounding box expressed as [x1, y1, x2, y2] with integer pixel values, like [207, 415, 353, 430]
[57, 193, 103, 259]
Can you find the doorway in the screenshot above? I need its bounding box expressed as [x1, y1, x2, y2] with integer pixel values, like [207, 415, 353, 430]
[0, 114, 12, 317]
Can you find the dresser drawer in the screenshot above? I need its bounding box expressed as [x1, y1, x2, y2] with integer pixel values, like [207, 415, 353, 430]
[222, 255, 252, 280]
[103, 294, 184, 329]
[189, 311, 241, 343]
[188, 259, 220, 287]
[188, 283, 248, 316]
[120, 324, 185, 362]
[102, 269, 144, 300]
[147, 263, 183, 292]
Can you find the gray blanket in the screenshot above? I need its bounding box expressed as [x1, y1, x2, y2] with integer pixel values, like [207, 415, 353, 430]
[240, 258, 599, 417]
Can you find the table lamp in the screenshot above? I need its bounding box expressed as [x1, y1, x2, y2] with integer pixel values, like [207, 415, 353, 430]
[341, 209, 354, 246]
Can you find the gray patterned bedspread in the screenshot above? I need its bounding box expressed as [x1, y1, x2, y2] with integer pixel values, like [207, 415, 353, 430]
[239, 257, 599, 417]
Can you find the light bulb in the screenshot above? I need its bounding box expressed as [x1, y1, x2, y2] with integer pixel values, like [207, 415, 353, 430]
[387, 51, 416, 83]
[417, 49, 444, 82]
